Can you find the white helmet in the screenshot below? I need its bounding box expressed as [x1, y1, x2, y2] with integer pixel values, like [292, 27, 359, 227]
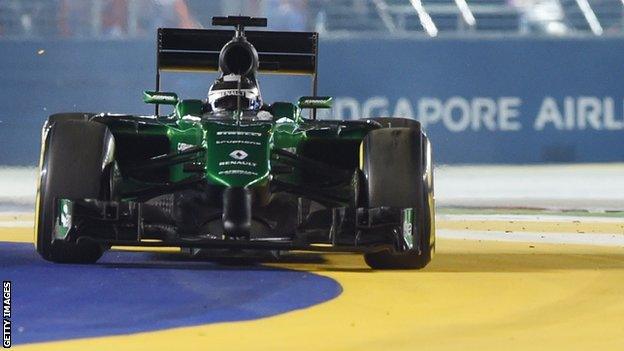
[208, 74, 262, 112]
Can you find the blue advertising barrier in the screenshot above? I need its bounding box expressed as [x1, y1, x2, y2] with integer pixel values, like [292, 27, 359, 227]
[0, 37, 623, 165]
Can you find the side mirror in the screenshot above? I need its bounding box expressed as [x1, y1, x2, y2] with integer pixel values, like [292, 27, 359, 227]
[297, 96, 333, 109]
[143, 91, 179, 105]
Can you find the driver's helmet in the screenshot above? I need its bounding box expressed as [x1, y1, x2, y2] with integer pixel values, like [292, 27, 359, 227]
[207, 74, 262, 112]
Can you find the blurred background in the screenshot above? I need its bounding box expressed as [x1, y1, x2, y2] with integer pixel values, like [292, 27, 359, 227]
[3, 0, 624, 38]
[1, 0, 623, 210]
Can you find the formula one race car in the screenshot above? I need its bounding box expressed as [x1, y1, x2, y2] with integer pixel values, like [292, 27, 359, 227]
[35, 16, 435, 269]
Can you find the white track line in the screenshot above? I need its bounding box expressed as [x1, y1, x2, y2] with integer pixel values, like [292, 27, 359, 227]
[438, 229, 624, 247]
[0, 221, 33, 228]
[438, 214, 624, 223]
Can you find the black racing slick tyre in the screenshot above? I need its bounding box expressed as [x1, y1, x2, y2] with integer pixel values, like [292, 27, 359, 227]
[360, 122, 435, 270]
[47, 112, 94, 124]
[366, 117, 421, 130]
[35, 118, 115, 263]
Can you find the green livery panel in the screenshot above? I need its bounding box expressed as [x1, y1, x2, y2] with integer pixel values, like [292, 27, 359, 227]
[101, 97, 373, 192]
[204, 121, 272, 187]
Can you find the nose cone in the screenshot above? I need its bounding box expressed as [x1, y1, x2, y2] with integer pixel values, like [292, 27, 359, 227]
[204, 121, 272, 188]
[222, 187, 252, 238]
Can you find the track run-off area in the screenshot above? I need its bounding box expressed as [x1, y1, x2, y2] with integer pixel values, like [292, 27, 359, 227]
[1, 210, 624, 351]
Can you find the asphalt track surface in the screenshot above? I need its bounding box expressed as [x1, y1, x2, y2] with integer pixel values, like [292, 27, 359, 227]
[2, 213, 624, 350]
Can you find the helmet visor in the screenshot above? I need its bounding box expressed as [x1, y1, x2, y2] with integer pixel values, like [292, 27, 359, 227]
[212, 95, 252, 111]
[208, 88, 259, 111]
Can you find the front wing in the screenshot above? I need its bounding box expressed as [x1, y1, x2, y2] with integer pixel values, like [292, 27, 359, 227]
[53, 198, 420, 254]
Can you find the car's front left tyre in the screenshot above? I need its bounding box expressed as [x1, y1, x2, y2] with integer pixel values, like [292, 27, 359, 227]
[35, 118, 115, 263]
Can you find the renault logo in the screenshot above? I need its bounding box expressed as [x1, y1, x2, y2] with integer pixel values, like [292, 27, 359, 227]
[229, 150, 248, 160]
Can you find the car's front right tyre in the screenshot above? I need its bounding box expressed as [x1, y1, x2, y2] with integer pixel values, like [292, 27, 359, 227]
[359, 122, 435, 270]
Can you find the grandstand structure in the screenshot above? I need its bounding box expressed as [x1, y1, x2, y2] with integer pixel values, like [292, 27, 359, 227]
[315, 0, 624, 36]
[0, 0, 622, 38]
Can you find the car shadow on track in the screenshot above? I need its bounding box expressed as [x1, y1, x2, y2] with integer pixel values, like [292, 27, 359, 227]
[102, 250, 379, 273]
[97, 249, 333, 271]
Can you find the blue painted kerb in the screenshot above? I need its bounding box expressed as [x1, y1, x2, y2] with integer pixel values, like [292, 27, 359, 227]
[0, 242, 342, 344]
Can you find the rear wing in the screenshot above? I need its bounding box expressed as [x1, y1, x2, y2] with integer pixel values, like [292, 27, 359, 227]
[155, 28, 319, 96]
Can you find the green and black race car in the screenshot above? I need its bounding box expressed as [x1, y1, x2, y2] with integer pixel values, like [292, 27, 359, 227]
[35, 16, 435, 269]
